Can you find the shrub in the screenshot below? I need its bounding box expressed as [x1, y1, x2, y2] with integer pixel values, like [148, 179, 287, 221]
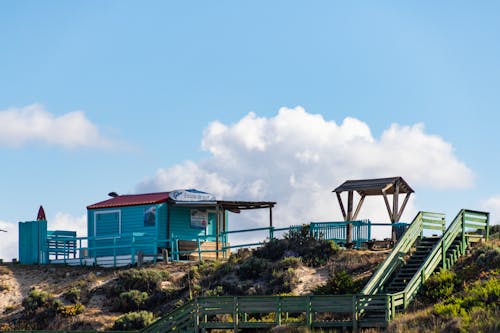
[255, 225, 339, 267]
[22, 290, 54, 313]
[238, 257, 270, 279]
[119, 290, 149, 311]
[112, 310, 155, 330]
[63, 287, 81, 303]
[422, 270, 457, 303]
[204, 285, 224, 296]
[57, 303, 85, 317]
[270, 267, 299, 294]
[432, 277, 500, 331]
[118, 269, 169, 293]
[278, 256, 301, 270]
[475, 246, 500, 270]
[313, 270, 363, 295]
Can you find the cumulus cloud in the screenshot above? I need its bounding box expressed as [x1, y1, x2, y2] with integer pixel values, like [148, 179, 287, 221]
[50, 212, 87, 237]
[0, 104, 115, 148]
[0, 220, 18, 261]
[0, 213, 86, 262]
[481, 196, 500, 225]
[137, 107, 474, 240]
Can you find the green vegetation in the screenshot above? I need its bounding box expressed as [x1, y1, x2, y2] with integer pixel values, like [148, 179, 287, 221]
[63, 286, 81, 303]
[22, 289, 55, 313]
[118, 268, 170, 293]
[57, 303, 85, 317]
[255, 224, 339, 266]
[421, 270, 458, 303]
[112, 310, 155, 330]
[313, 270, 366, 295]
[389, 241, 500, 333]
[119, 290, 149, 311]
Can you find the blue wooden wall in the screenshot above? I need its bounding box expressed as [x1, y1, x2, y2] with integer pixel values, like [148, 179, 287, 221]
[87, 204, 224, 257]
[19, 220, 48, 264]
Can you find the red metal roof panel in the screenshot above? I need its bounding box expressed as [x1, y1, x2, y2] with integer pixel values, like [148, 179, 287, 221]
[87, 192, 170, 209]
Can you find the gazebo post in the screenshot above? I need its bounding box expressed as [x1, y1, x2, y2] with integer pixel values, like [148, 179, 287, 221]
[346, 191, 354, 245]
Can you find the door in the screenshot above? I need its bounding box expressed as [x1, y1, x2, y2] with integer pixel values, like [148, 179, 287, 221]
[207, 212, 216, 238]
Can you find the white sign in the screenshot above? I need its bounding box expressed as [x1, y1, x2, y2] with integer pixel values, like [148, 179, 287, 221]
[191, 209, 208, 229]
[170, 189, 216, 202]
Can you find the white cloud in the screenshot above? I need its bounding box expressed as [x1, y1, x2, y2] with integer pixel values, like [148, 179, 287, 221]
[0, 220, 18, 261]
[0, 104, 115, 148]
[50, 212, 87, 237]
[138, 107, 474, 240]
[481, 196, 500, 225]
[0, 213, 87, 262]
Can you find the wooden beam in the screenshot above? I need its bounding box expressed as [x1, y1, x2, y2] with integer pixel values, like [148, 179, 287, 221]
[270, 206, 273, 228]
[352, 193, 366, 220]
[382, 182, 393, 193]
[346, 191, 353, 245]
[347, 191, 354, 220]
[381, 190, 393, 221]
[336, 192, 347, 220]
[396, 192, 411, 221]
[392, 182, 399, 222]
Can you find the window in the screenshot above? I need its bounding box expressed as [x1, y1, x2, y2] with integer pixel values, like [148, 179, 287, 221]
[144, 206, 156, 227]
[94, 210, 121, 236]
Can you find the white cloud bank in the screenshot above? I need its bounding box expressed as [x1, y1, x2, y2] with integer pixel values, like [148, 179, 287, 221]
[0, 104, 114, 148]
[138, 107, 474, 240]
[0, 213, 86, 261]
[482, 196, 500, 226]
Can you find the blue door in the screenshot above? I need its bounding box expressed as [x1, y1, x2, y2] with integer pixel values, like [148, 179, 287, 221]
[207, 212, 216, 238]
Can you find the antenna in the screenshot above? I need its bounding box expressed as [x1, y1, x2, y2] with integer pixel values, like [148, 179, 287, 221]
[108, 192, 119, 198]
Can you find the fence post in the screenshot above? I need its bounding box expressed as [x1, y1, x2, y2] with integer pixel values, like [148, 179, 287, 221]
[276, 296, 281, 326]
[485, 212, 490, 241]
[233, 296, 238, 333]
[460, 210, 466, 255]
[368, 220, 371, 241]
[306, 295, 312, 328]
[197, 237, 202, 261]
[113, 237, 117, 268]
[352, 295, 358, 333]
[131, 235, 135, 266]
[442, 241, 446, 269]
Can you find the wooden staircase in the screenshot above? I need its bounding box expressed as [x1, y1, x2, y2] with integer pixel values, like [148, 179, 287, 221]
[385, 236, 440, 294]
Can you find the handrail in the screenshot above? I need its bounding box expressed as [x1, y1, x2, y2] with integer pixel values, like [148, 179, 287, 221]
[362, 211, 445, 295]
[141, 300, 196, 333]
[402, 209, 489, 305]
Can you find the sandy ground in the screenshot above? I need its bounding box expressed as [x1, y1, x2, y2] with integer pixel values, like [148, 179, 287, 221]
[293, 265, 329, 295]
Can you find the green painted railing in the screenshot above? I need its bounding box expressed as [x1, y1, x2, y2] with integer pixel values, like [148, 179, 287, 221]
[362, 211, 445, 296]
[146, 294, 399, 332]
[141, 300, 196, 333]
[400, 209, 489, 306]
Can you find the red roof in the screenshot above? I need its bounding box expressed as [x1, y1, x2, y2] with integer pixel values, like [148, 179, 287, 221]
[87, 192, 170, 209]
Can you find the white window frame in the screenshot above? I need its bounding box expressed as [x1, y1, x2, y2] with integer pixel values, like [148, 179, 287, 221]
[94, 210, 122, 236]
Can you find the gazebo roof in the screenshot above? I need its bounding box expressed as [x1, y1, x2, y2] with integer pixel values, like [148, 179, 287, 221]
[333, 177, 414, 196]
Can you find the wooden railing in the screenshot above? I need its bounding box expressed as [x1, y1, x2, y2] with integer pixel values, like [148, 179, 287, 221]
[362, 211, 445, 295]
[401, 209, 489, 306]
[146, 294, 401, 332]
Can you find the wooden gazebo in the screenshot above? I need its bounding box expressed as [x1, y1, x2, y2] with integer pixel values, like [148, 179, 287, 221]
[333, 177, 414, 243]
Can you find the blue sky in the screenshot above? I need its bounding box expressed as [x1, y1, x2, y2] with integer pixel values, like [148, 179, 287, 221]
[1, 2, 499, 258]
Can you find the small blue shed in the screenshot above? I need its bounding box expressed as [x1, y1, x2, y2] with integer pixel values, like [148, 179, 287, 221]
[86, 189, 276, 259]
